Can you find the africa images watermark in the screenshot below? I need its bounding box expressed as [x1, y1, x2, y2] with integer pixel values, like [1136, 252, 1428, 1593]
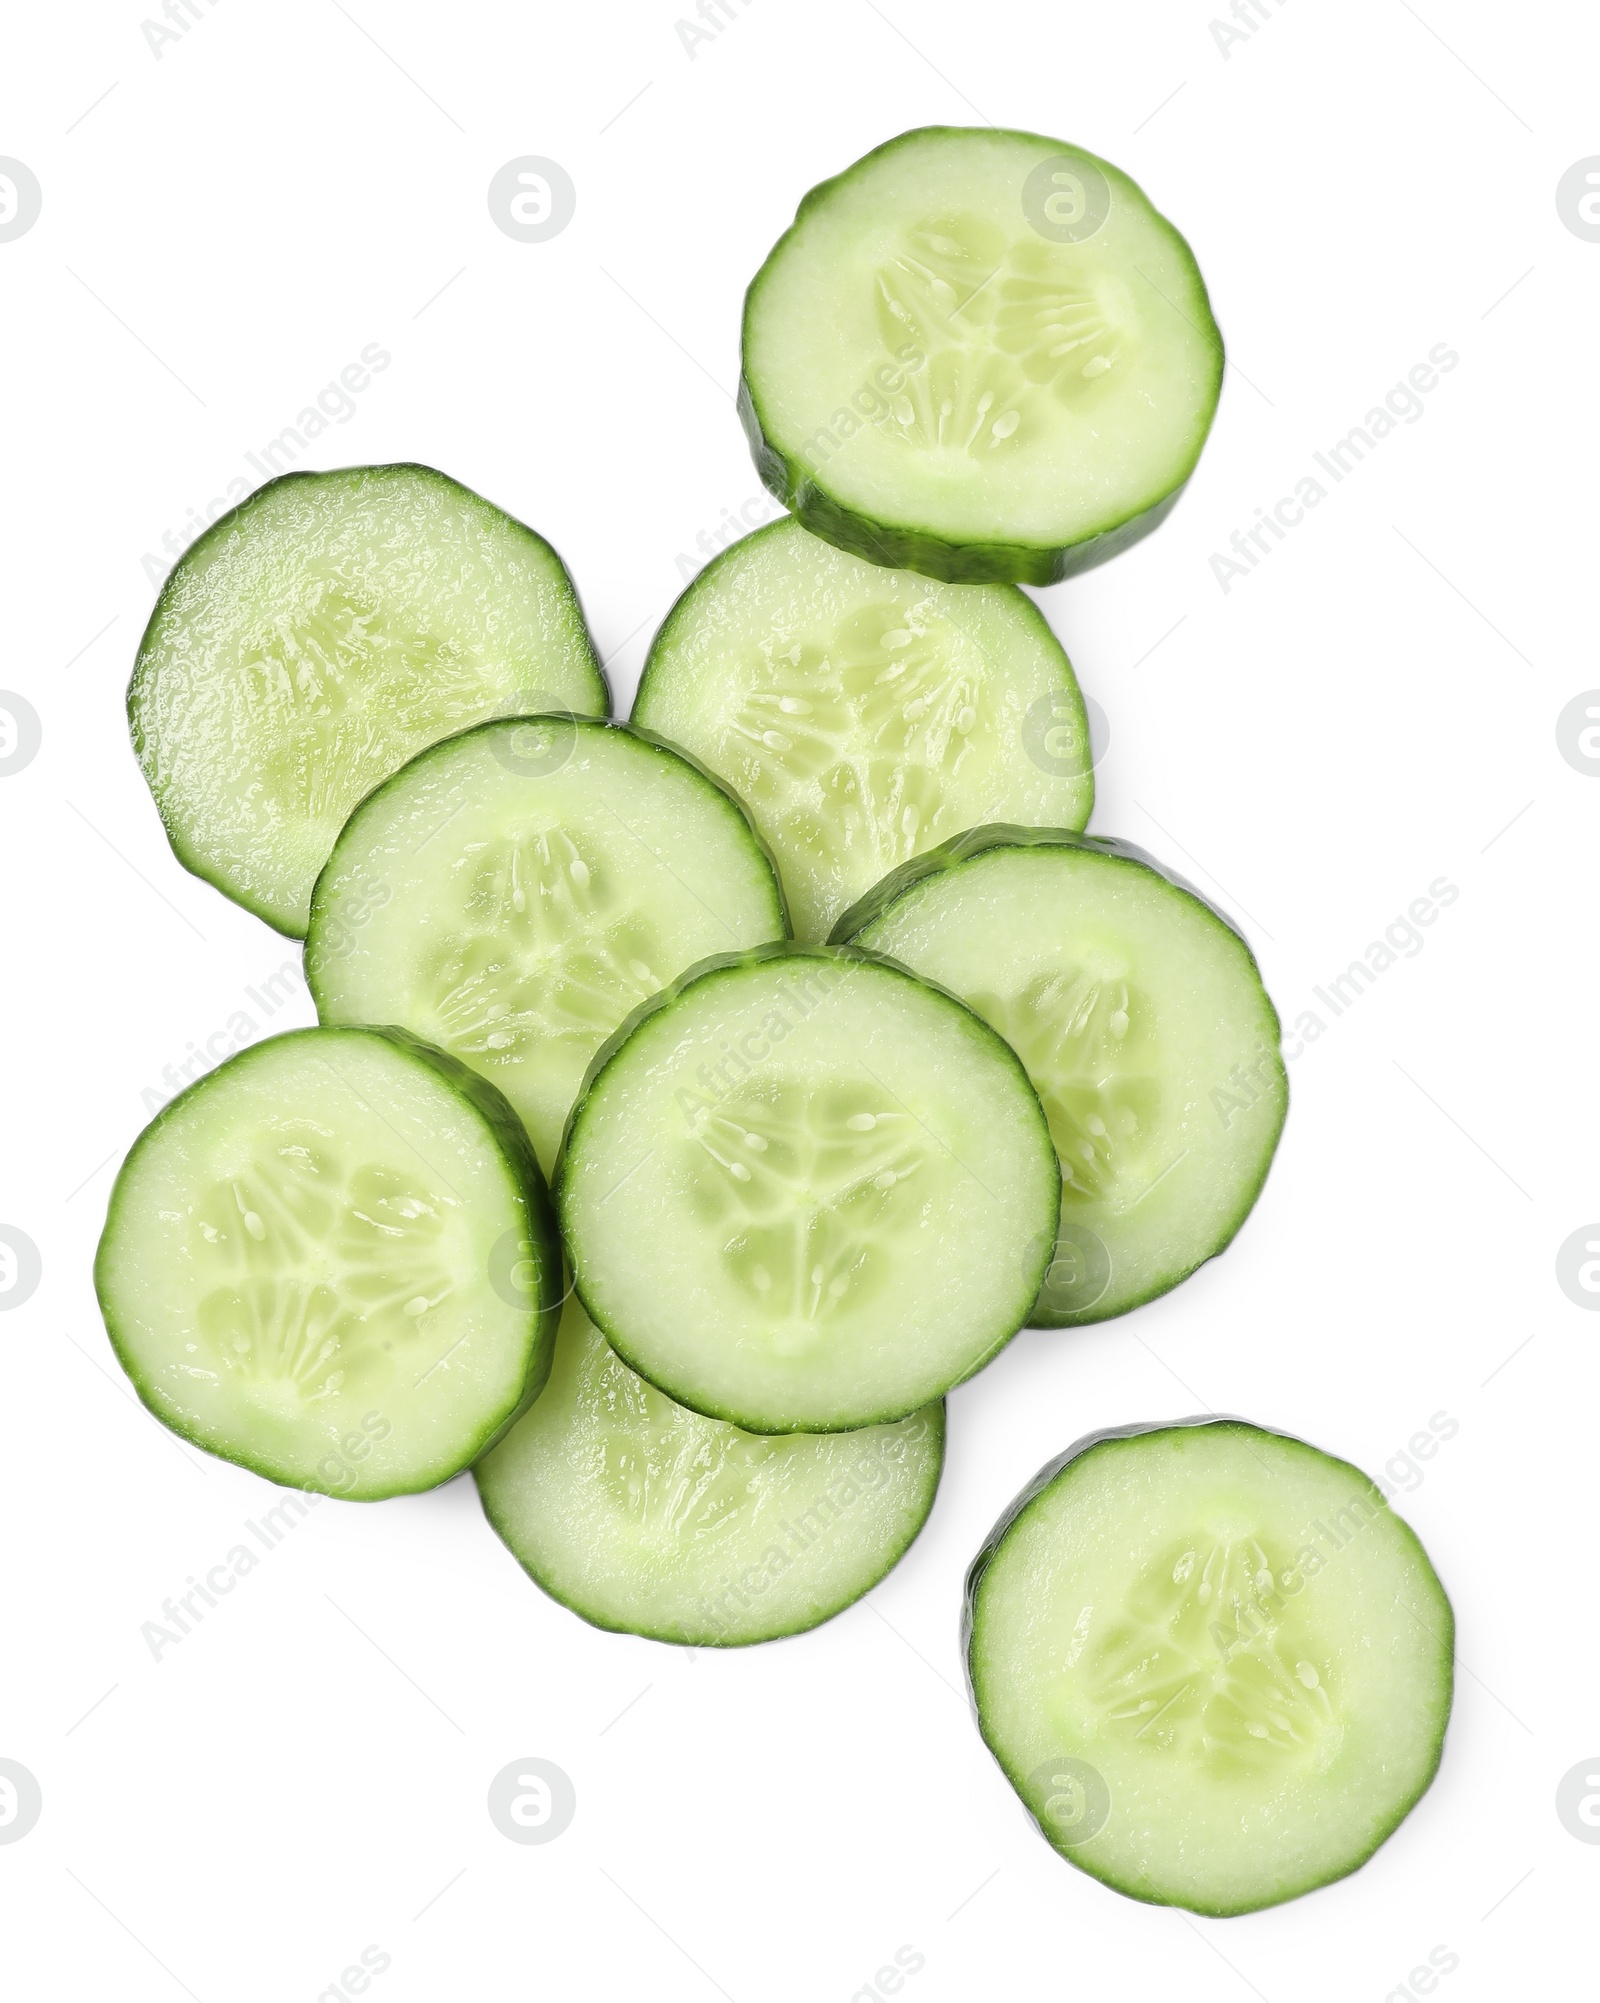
[1212, 873, 1461, 1126]
[1384, 1948, 1460, 2003]
[0, 692, 42, 777]
[850, 1947, 926, 2003]
[140, 342, 392, 589]
[673, 490, 783, 584]
[675, 0, 759, 60]
[140, 883, 385, 1114]
[786, 340, 929, 483]
[673, 956, 854, 1132]
[1213, 1409, 1459, 1665]
[141, 0, 224, 61]
[693, 1414, 940, 1642]
[1207, 343, 1459, 594]
[1209, 0, 1289, 61]
[0, 158, 42, 243]
[139, 1435, 393, 1663]
[139, 959, 304, 1115]
[315, 1945, 392, 2003]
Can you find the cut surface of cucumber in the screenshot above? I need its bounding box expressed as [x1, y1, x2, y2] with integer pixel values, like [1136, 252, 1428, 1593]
[307, 718, 787, 1176]
[476, 1298, 944, 1644]
[835, 828, 1285, 1325]
[632, 517, 1091, 941]
[740, 127, 1223, 583]
[557, 944, 1059, 1433]
[965, 1420, 1453, 1915]
[130, 464, 609, 936]
[95, 1026, 562, 1498]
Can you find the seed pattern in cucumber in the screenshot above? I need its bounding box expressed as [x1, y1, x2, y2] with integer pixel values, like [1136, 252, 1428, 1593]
[711, 602, 995, 916]
[131, 464, 610, 935]
[965, 1420, 1454, 1915]
[1083, 1532, 1338, 1775]
[558, 945, 1059, 1432]
[196, 1146, 460, 1408]
[740, 128, 1222, 582]
[634, 518, 1090, 941]
[835, 829, 1285, 1326]
[970, 965, 1160, 1208]
[688, 1080, 929, 1338]
[309, 719, 787, 1176]
[422, 826, 682, 1077]
[873, 218, 1126, 457]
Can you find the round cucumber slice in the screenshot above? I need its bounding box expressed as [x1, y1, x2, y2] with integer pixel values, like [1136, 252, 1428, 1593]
[307, 717, 787, 1177]
[94, 1026, 562, 1499]
[835, 828, 1286, 1325]
[130, 463, 610, 937]
[740, 127, 1223, 583]
[965, 1419, 1454, 1915]
[632, 516, 1091, 941]
[557, 944, 1059, 1433]
[475, 1298, 944, 1644]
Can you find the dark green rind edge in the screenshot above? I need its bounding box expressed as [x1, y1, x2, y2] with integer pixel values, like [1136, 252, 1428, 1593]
[128, 462, 613, 941]
[961, 1416, 1456, 1917]
[738, 126, 1225, 586]
[553, 941, 1060, 1434]
[93, 1024, 563, 1501]
[473, 1399, 946, 1648]
[830, 824, 1289, 1327]
[631, 517, 1093, 827]
[305, 713, 793, 1011]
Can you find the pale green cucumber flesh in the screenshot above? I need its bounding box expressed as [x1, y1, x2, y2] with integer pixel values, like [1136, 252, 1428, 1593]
[557, 945, 1059, 1433]
[741, 128, 1223, 584]
[130, 463, 609, 936]
[965, 1420, 1453, 1915]
[94, 1026, 561, 1498]
[835, 828, 1286, 1324]
[476, 1299, 944, 1644]
[633, 516, 1091, 942]
[307, 718, 787, 1177]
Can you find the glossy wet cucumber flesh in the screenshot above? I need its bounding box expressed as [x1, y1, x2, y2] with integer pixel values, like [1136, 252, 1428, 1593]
[633, 517, 1090, 941]
[130, 464, 609, 935]
[476, 1299, 944, 1644]
[966, 1421, 1453, 1915]
[307, 719, 787, 1177]
[836, 830, 1285, 1325]
[94, 1027, 561, 1497]
[741, 128, 1222, 583]
[558, 946, 1059, 1433]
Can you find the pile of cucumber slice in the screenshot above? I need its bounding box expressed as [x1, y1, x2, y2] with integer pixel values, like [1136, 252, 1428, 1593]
[96, 126, 1451, 1918]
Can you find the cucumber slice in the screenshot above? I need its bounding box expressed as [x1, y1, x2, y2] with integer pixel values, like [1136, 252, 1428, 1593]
[740, 127, 1223, 584]
[557, 944, 1059, 1433]
[965, 1419, 1453, 1915]
[835, 829, 1285, 1325]
[475, 1298, 944, 1644]
[94, 1026, 562, 1499]
[307, 717, 787, 1177]
[130, 464, 609, 937]
[632, 516, 1091, 941]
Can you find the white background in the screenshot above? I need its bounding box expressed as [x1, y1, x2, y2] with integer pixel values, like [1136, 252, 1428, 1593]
[2, 1, 1596, 1997]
